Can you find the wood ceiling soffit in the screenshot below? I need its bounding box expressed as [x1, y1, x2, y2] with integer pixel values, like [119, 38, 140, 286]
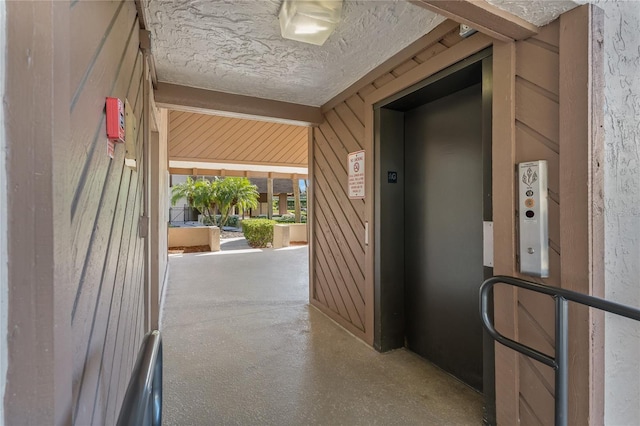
[411, 0, 539, 42]
[169, 167, 308, 180]
[155, 83, 323, 126]
[168, 112, 308, 166]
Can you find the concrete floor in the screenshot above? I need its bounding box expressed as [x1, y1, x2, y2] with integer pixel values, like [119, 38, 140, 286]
[162, 239, 483, 425]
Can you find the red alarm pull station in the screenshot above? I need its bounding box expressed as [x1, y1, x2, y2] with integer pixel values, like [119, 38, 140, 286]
[106, 97, 125, 143]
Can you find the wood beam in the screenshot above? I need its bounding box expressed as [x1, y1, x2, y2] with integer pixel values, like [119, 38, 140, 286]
[139, 30, 157, 89]
[411, 0, 538, 42]
[169, 167, 307, 180]
[154, 82, 323, 126]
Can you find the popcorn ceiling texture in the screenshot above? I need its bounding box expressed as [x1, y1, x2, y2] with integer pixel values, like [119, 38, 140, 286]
[145, 0, 444, 106]
[485, 0, 580, 26]
[595, 1, 640, 424]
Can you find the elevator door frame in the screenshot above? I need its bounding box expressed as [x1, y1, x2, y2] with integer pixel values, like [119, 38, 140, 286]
[373, 48, 495, 421]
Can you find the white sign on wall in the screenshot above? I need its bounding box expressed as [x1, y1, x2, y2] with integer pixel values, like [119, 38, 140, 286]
[348, 150, 365, 199]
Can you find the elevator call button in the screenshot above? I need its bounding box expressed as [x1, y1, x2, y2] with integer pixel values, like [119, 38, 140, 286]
[519, 160, 548, 277]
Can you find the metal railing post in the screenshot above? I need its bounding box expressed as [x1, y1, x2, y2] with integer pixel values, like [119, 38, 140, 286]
[554, 296, 569, 426]
[480, 275, 640, 426]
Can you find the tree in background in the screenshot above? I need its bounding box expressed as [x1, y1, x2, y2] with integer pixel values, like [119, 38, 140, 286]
[170, 176, 197, 207]
[191, 179, 219, 223]
[170, 176, 218, 224]
[216, 177, 259, 227]
[171, 176, 259, 227]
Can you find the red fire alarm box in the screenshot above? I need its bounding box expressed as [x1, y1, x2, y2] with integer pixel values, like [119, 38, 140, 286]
[106, 97, 125, 143]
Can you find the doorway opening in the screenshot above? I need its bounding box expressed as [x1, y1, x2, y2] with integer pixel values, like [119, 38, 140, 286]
[374, 49, 493, 395]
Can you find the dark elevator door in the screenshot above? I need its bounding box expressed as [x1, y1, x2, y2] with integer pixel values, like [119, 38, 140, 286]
[404, 83, 484, 390]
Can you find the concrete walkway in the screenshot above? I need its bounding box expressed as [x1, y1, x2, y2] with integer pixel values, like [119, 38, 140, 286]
[161, 240, 483, 425]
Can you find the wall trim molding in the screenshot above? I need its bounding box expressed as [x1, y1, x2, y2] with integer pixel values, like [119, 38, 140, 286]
[411, 0, 538, 42]
[155, 83, 323, 126]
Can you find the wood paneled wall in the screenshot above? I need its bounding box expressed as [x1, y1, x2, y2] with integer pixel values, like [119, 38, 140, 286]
[513, 21, 561, 426]
[169, 111, 308, 167]
[311, 20, 474, 341]
[314, 10, 602, 425]
[70, 2, 147, 424]
[495, 9, 603, 424]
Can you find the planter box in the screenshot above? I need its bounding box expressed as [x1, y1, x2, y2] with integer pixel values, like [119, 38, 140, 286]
[273, 224, 290, 249]
[168, 226, 220, 252]
[289, 223, 307, 243]
[272, 223, 307, 248]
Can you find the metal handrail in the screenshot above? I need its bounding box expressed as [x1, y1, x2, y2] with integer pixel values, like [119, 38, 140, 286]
[116, 330, 163, 426]
[480, 276, 640, 426]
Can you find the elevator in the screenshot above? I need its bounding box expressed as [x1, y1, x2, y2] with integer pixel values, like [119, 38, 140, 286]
[374, 49, 493, 404]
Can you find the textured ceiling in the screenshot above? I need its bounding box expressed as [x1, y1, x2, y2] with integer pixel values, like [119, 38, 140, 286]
[485, 0, 579, 26]
[144, 0, 445, 106]
[145, 0, 581, 107]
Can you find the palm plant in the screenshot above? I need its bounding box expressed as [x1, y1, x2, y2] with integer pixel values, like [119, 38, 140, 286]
[216, 177, 259, 227]
[170, 176, 197, 207]
[171, 176, 219, 224]
[191, 179, 219, 224]
[171, 176, 258, 226]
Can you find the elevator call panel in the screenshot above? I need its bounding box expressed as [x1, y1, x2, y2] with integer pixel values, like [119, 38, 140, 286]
[518, 160, 549, 278]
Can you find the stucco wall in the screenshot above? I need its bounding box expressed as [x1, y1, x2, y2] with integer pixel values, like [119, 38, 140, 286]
[598, 1, 640, 423]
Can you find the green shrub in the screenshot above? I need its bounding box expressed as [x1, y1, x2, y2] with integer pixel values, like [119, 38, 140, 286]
[202, 214, 240, 227]
[226, 215, 240, 227]
[241, 219, 275, 247]
[275, 213, 307, 223]
[202, 215, 216, 226]
[275, 214, 295, 223]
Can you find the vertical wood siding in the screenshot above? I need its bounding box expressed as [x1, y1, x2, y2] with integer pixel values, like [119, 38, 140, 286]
[70, 2, 147, 424]
[311, 20, 469, 340]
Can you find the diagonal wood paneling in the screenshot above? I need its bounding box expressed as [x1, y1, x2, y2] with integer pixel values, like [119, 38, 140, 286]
[311, 21, 469, 341]
[169, 111, 308, 167]
[310, 14, 600, 425]
[70, 2, 148, 424]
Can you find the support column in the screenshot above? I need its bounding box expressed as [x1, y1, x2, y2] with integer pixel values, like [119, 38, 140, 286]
[278, 193, 288, 215]
[5, 2, 72, 424]
[267, 177, 273, 219]
[293, 178, 301, 223]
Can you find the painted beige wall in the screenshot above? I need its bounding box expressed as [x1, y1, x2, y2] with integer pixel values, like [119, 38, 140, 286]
[168, 227, 217, 248]
[289, 224, 308, 243]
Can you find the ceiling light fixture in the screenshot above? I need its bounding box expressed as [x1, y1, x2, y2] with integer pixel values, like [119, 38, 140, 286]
[279, 0, 343, 46]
